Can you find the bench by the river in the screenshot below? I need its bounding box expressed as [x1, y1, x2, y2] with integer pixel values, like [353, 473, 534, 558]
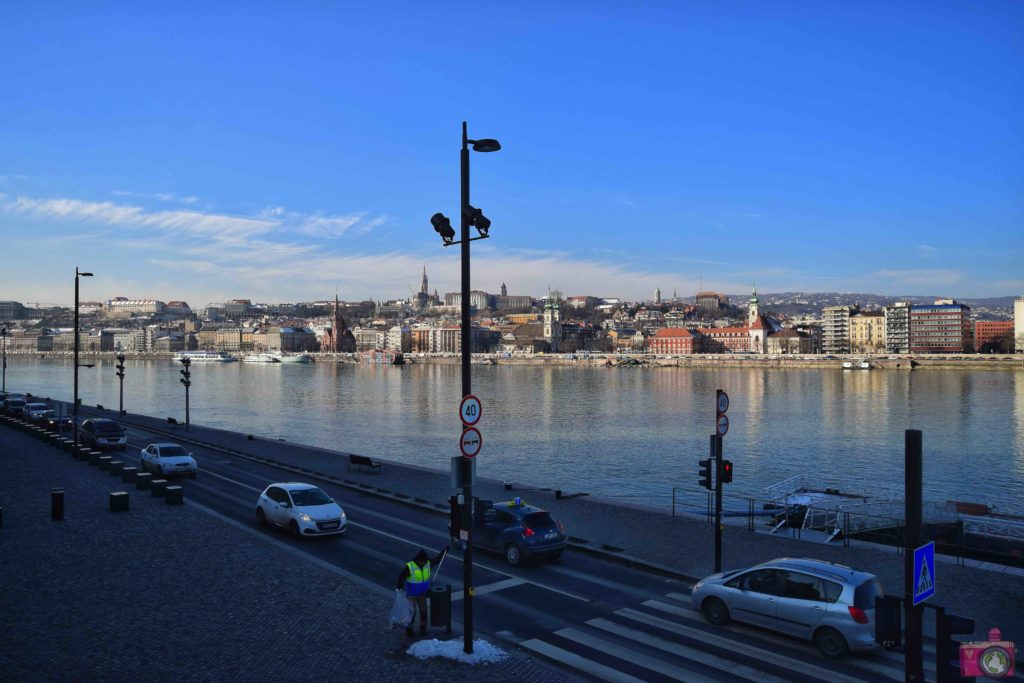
[347, 454, 381, 473]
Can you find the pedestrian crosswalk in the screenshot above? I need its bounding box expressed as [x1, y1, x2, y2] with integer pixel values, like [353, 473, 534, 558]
[519, 591, 1007, 683]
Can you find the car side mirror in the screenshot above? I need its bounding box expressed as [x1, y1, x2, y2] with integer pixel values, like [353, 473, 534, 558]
[282, 501, 291, 508]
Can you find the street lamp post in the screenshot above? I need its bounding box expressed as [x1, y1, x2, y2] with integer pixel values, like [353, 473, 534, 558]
[73, 267, 93, 446]
[430, 121, 500, 655]
[179, 357, 191, 431]
[2, 326, 7, 392]
[115, 353, 126, 416]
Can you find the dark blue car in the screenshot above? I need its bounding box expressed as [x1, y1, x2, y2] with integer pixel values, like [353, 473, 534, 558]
[451, 498, 567, 566]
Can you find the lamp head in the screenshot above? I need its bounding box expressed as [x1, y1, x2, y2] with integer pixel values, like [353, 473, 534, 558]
[430, 212, 456, 245]
[464, 205, 491, 238]
[79, 272, 93, 277]
[470, 138, 501, 153]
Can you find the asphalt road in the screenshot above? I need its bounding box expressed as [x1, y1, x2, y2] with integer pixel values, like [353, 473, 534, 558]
[106, 422, 1021, 683]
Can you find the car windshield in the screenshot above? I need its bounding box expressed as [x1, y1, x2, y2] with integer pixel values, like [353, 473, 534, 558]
[28, 404, 49, 411]
[290, 488, 332, 506]
[7, 400, 26, 407]
[160, 446, 188, 457]
[524, 512, 557, 529]
[94, 422, 124, 434]
[853, 577, 883, 609]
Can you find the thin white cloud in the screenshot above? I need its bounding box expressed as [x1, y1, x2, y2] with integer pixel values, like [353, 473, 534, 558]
[869, 269, 964, 286]
[917, 244, 938, 258]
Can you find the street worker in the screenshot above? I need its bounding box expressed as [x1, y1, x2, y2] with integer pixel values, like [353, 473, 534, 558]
[396, 547, 447, 637]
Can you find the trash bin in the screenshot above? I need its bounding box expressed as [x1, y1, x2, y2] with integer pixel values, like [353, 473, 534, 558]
[429, 585, 451, 629]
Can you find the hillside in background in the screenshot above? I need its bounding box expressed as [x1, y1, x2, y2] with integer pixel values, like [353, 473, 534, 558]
[719, 293, 1018, 320]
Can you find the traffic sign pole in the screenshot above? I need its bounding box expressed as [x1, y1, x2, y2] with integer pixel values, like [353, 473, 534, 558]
[904, 429, 925, 683]
[712, 433, 723, 572]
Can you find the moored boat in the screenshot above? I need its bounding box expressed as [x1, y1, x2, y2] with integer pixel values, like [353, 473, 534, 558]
[271, 352, 312, 364]
[242, 353, 281, 363]
[174, 351, 237, 362]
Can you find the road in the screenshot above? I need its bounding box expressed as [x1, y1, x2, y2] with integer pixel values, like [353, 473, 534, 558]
[105, 421, 1016, 683]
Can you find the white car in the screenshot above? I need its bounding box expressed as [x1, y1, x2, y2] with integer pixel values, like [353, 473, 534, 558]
[25, 402, 55, 422]
[256, 483, 347, 538]
[140, 443, 198, 477]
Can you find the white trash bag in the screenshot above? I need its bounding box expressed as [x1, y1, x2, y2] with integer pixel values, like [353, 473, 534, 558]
[389, 589, 412, 628]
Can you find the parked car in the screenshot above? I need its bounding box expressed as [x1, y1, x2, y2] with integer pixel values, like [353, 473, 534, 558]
[140, 443, 198, 477]
[25, 402, 55, 423]
[255, 483, 347, 538]
[691, 557, 882, 659]
[2, 398, 28, 416]
[44, 415, 73, 433]
[79, 418, 127, 450]
[449, 498, 567, 566]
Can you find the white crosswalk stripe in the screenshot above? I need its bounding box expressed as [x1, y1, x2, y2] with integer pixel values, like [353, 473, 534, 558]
[520, 638, 647, 683]
[586, 618, 791, 683]
[555, 627, 721, 683]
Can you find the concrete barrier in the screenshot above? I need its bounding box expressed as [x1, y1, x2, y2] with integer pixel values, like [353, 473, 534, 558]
[135, 472, 153, 490]
[108, 461, 123, 476]
[76, 447, 91, 461]
[88, 451, 103, 465]
[98, 456, 113, 470]
[109, 491, 129, 512]
[151, 479, 168, 497]
[121, 466, 138, 483]
[165, 485, 183, 505]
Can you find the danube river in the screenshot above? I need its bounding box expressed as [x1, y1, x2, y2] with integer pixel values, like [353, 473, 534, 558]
[8, 358, 1024, 515]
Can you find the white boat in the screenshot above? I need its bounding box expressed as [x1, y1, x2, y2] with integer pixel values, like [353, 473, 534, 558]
[842, 361, 854, 369]
[858, 361, 871, 370]
[271, 352, 312, 364]
[242, 353, 281, 363]
[174, 351, 237, 363]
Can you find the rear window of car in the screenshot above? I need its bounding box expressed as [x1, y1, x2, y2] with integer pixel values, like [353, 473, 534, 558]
[524, 512, 556, 529]
[94, 422, 124, 434]
[854, 577, 883, 609]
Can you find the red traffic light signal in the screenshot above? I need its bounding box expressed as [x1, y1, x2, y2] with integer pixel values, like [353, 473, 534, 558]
[719, 460, 733, 484]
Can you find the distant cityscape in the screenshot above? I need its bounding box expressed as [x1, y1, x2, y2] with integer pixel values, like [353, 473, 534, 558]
[1, 268, 1023, 356]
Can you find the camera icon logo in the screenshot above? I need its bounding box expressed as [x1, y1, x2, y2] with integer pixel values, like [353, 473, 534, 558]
[960, 627, 1016, 678]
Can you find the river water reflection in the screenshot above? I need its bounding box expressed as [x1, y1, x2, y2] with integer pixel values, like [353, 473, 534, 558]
[9, 358, 1023, 515]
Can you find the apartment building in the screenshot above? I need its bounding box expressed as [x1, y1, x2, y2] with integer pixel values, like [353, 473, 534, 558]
[849, 311, 886, 354]
[974, 320, 1014, 352]
[909, 300, 972, 353]
[822, 305, 857, 354]
[884, 302, 911, 354]
[1016, 297, 1024, 353]
[648, 328, 699, 354]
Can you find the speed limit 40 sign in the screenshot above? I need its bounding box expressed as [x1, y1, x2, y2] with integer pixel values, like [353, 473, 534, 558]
[460, 395, 482, 426]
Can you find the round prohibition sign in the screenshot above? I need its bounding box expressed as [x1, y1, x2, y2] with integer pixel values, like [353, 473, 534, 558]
[717, 390, 730, 414]
[716, 414, 730, 437]
[460, 394, 482, 427]
[460, 427, 483, 459]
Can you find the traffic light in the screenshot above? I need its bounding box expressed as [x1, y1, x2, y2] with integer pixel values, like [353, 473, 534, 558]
[936, 609, 976, 683]
[874, 595, 902, 649]
[720, 460, 733, 484]
[179, 359, 191, 388]
[698, 458, 712, 490]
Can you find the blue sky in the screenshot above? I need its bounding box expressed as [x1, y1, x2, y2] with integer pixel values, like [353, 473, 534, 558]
[1, 2, 1021, 307]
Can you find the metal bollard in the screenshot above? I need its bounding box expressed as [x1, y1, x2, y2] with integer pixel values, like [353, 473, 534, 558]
[51, 488, 64, 521]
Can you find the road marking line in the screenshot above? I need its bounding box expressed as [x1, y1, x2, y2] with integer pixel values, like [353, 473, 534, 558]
[452, 577, 525, 601]
[587, 617, 789, 683]
[556, 627, 719, 683]
[617, 608, 873, 683]
[519, 638, 646, 683]
[184, 498, 389, 597]
[651, 598, 915, 678]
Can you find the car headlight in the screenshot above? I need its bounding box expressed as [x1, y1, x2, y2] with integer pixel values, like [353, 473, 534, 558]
[693, 580, 704, 591]
[299, 513, 313, 523]
[339, 511, 346, 520]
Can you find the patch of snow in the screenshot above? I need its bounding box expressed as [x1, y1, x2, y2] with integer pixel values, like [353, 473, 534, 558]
[407, 638, 508, 664]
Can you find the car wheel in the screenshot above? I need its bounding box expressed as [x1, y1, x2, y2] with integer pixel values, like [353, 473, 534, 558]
[504, 543, 525, 567]
[289, 521, 301, 538]
[814, 627, 849, 660]
[701, 597, 730, 626]
[256, 507, 267, 527]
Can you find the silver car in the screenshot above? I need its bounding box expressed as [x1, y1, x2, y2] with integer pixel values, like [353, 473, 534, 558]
[691, 557, 882, 659]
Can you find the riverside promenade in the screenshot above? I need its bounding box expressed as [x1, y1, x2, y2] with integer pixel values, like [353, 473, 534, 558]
[4, 405, 1019, 679]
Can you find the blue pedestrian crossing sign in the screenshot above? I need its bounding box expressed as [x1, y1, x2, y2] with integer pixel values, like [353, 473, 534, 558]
[912, 542, 936, 605]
